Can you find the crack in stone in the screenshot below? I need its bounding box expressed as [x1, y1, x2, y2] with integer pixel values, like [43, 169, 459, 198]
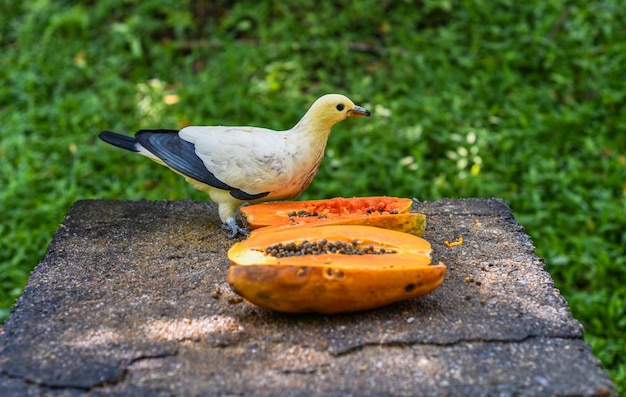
[0, 348, 180, 392]
[99, 349, 181, 390]
[329, 333, 583, 356]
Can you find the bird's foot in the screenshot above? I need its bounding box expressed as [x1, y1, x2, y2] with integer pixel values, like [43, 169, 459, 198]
[221, 219, 250, 239]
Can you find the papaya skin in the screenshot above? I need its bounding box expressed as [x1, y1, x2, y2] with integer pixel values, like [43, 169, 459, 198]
[227, 225, 446, 314]
[240, 196, 414, 230]
[228, 264, 446, 313]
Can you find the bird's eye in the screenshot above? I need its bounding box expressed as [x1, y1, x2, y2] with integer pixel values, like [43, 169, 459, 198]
[336, 103, 345, 111]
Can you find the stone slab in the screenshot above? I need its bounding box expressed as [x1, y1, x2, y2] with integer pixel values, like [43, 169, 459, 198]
[0, 199, 616, 396]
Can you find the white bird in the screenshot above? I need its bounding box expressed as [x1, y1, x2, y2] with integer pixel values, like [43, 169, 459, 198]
[99, 94, 371, 238]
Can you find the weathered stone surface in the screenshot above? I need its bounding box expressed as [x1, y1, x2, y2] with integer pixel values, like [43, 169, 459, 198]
[0, 199, 616, 396]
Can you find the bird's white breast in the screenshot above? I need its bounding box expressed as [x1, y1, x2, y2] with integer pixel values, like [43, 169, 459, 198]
[178, 125, 328, 199]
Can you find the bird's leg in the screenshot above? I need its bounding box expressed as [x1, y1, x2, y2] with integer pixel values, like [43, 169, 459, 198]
[221, 217, 250, 239]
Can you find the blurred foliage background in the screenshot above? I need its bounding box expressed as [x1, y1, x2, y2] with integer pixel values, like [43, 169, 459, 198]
[1, 0, 625, 391]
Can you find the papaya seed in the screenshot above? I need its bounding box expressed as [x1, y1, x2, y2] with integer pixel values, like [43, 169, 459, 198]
[262, 239, 398, 258]
[288, 209, 321, 218]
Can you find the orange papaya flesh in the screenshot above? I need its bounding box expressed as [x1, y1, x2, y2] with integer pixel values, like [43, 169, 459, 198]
[227, 225, 446, 314]
[240, 196, 414, 230]
[250, 212, 427, 237]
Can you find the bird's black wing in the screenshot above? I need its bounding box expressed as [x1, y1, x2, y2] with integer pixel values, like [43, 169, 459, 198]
[136, 130, 269, 201]
[230, 189, 269, 201]
[99, 131, 140, 152]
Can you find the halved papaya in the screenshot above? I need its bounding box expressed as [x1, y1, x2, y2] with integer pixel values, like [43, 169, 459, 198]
[227, 225, 446, 314]
[240, 196, 424, 235]
[250, 212, 426, 237]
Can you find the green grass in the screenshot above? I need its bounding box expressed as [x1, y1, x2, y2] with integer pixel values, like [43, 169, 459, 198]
[1, 0, 625, 391]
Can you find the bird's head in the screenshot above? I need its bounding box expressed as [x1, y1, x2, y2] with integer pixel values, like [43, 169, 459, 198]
[302, 94, 372, 128]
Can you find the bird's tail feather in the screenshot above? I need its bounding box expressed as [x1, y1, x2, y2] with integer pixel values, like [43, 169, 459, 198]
[98, 131, 140, 152]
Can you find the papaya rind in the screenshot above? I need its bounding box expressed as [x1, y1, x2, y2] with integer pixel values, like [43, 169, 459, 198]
[227, 263, 446, 314]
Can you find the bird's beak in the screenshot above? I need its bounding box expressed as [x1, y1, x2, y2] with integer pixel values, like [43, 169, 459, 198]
[349, 105, 372, 118]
